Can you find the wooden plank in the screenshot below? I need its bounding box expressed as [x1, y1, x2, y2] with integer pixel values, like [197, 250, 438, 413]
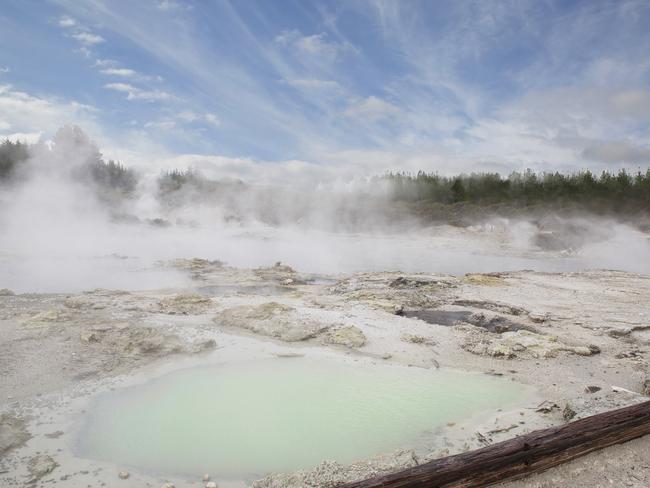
[340, 400, 650, 488]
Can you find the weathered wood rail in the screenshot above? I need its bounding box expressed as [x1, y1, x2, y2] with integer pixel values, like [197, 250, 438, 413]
[340, 400, 650, 488]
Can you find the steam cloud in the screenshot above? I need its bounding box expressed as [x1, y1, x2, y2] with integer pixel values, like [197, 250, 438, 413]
[0, 126, 649, 293]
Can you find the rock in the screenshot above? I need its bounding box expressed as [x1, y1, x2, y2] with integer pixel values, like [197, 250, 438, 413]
[206, 482, 218, 488]
[161, 483, 176, 488]
[463, 274, 506, 286]
[585, 385, 602, 393]
[254, 263, 304, 284]
[588, 344, 601, 354]
[330, 273, 448, 312]
[563, 404, 577, 421]
[202, 473, 211, 481]
[643, 377, 650, 396]
[27, 454, 58, 483]
[216, 302, 330, 342]
[0, 288, 15, 296]
[157, 293, 213, 315]
[80, 330, 101, 343]
[460, 327, 601, 360]
[0, 413, 31, 455]
[118, 470, 130, 479]
[323, 326, 367, 348]
[528, 312, 549, 323]
[23, 309, 75, 326]
[535, 401, 560, 414]
[606, 328, 631, 338]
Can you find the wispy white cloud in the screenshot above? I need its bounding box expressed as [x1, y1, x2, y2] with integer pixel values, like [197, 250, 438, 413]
[100, 68, 137, 77]
[99, 66, 163, 83]
[94, 58, 117, 68]
[0, 67, 10, 74]
[145, 110, 220, 131]
[156, 0, 193, 12]
[58, 15, 77, 28]
[275, 30, 358, 63]
[104, 82, 175, 101]
[71, 31, 105, 45]
[204, 113, 220, 127]
[345, 96, 400, 122]
[283, 78, 341, 91]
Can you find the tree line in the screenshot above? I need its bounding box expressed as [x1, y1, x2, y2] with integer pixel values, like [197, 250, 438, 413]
[0, 138, 137, 198]
[3, 137, 649, 212]
[383, 169, 650, 210]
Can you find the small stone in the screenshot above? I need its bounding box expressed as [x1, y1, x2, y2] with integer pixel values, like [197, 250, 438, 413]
[528, 312, 549, 323]
[394, 304, 405, 315]
[588, 344, 601, 354]
[161, 483, 175, 488]
[27, 454, 58, 482]
[563, 404, 577, 421]
[202, 474, 210, 482]
[118, 471, 130, 479]
[585, 385, 601, 394]
[206, 482, 218, 488]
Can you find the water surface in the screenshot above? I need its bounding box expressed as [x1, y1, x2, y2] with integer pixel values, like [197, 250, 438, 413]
[78, 358, 529, 479]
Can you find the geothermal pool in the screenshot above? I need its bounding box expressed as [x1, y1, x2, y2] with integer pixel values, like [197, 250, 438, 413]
[77, 358, 528, 480]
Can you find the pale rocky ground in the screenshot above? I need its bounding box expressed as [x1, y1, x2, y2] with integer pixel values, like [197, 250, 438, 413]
[1, 259, 649, 487]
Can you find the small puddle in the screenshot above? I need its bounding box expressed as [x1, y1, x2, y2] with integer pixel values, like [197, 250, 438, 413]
[403, 310, 473, 326]
[404, 310, 528, 333]
[76, 358, 529, 481]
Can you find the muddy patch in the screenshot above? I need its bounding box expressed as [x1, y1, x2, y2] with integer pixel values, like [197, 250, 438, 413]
[403, 309, 530, 333]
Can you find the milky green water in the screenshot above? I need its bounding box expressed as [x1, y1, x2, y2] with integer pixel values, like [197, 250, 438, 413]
[77, 359, 527, 479]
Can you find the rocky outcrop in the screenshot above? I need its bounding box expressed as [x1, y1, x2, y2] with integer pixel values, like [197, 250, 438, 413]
[330, 273, 453, 313]
[216, 302, 329, 342]
[323, 326, 367, 348]
[156, 293, 213, 315]
[22, 309, 76, 327]
[460, 327, 600, 359]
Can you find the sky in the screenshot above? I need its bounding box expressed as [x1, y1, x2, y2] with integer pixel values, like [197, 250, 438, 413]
[1, 0, 650, 185]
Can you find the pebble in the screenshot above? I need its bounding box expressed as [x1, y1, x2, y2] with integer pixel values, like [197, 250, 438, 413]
[118, 471, 130, 479]
[161, 483, 175, 488]
[202, 474, 210, 481]
[206, 482, 218, 488]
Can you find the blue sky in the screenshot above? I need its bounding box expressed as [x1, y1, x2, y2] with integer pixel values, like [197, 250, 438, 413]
[1, 0, 650, 183]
